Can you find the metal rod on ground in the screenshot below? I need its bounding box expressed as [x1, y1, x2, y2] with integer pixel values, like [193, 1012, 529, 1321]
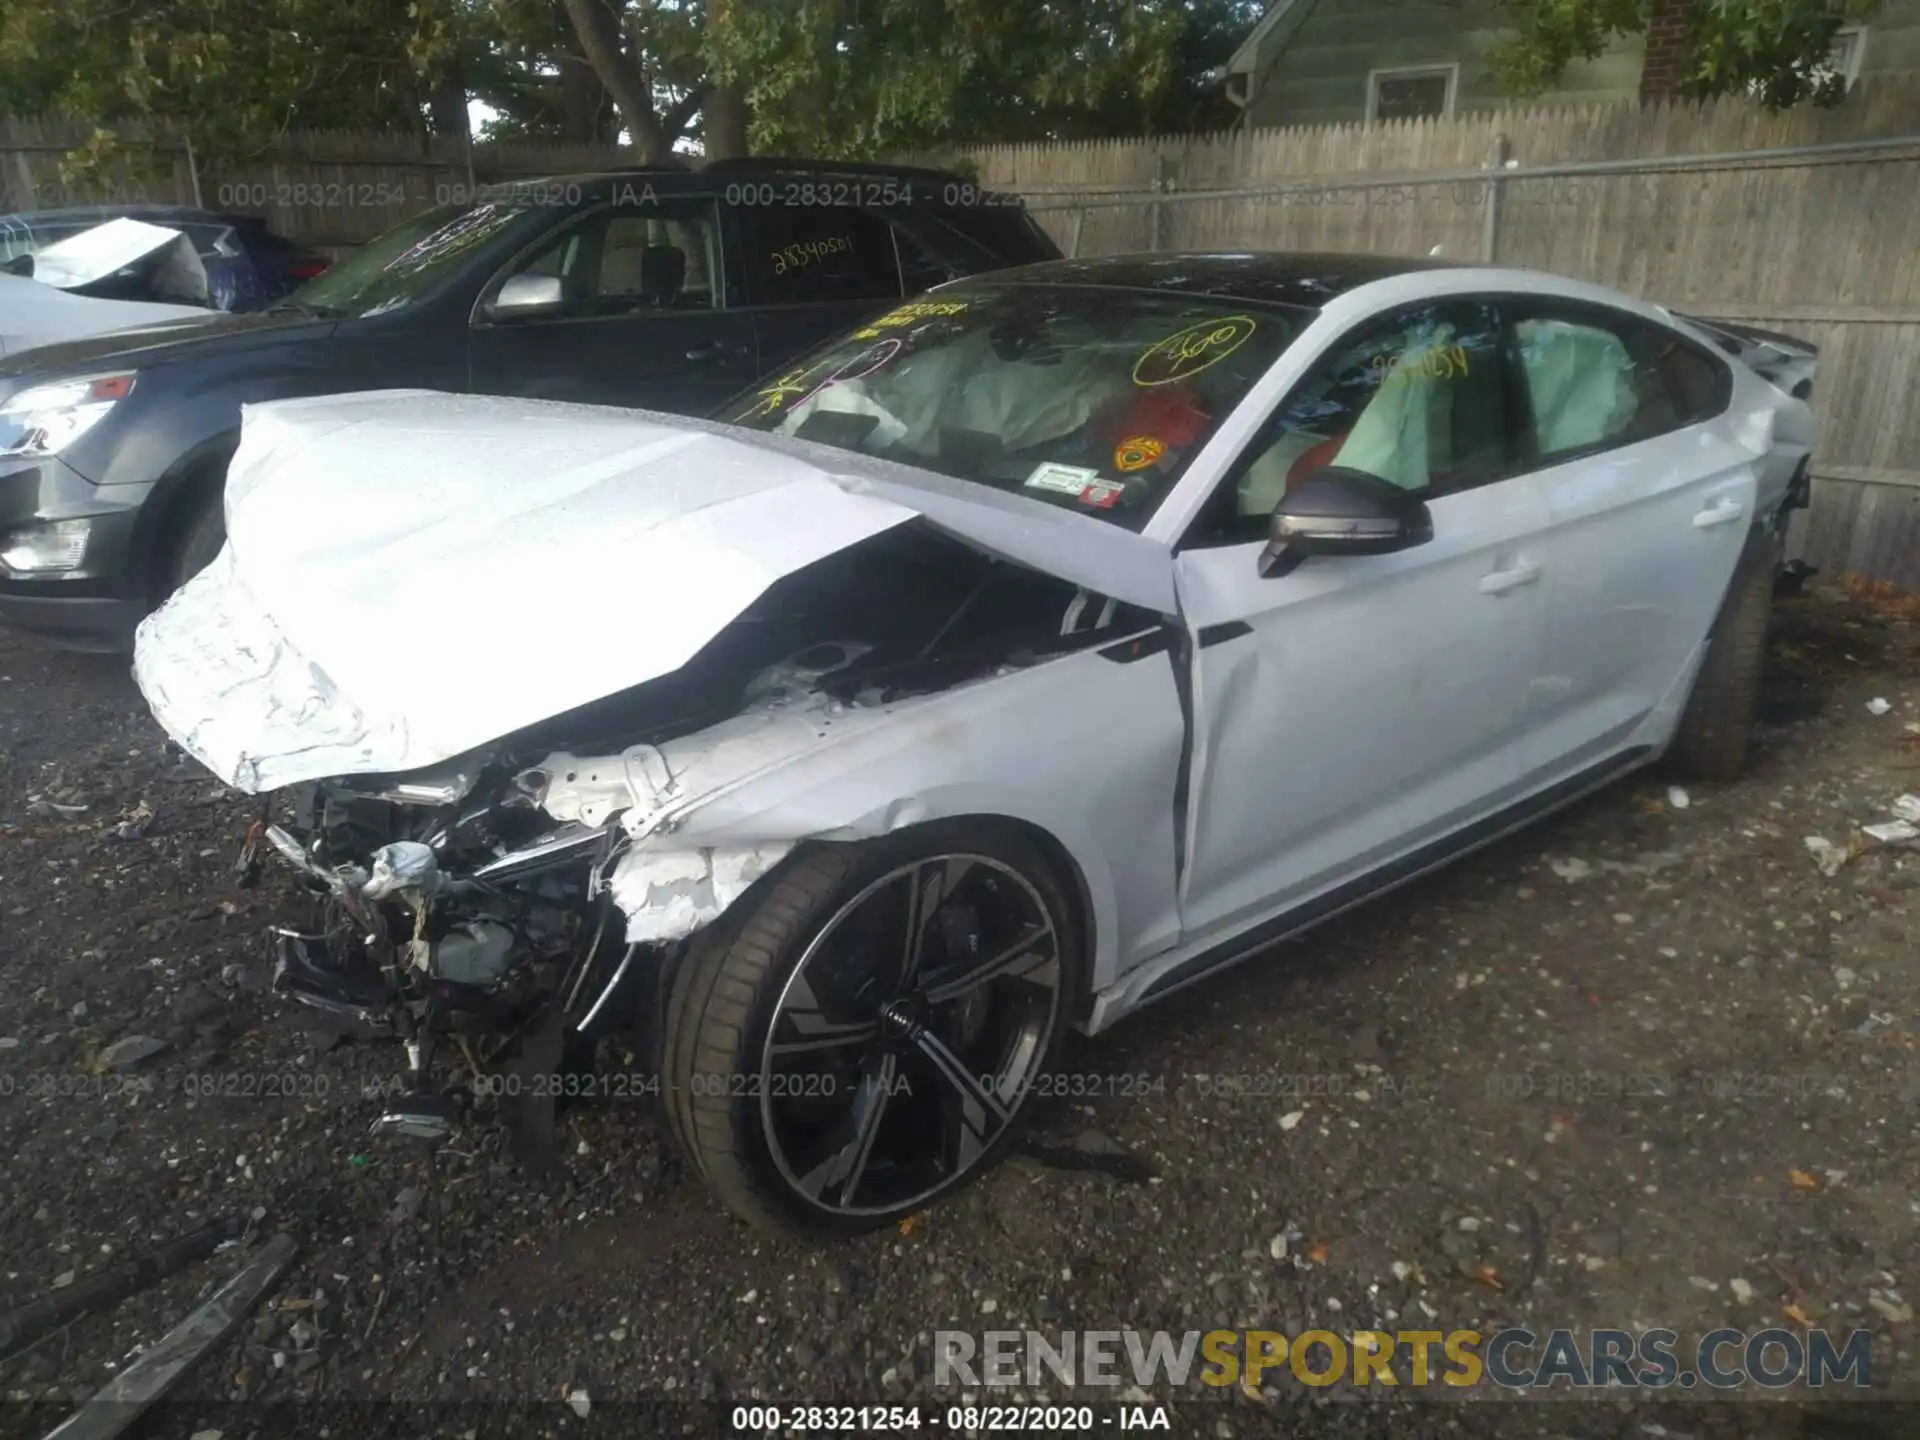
[0, 1217, 242, 1365]
[38, 1233, 297, 1440]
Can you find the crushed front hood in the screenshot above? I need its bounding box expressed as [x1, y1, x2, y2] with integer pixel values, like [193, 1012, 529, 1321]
[133, 391, 924, 792]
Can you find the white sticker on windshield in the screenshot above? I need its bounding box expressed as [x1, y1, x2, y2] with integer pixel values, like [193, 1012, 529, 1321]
[1025, 462, 1102, 495]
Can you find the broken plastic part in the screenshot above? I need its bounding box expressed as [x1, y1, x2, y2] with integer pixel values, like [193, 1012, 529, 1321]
[351, 762, 479, 807]
[1862, 821, 1919, 845]
[370, 1095, 458, 1141]
[471, 821, 607, 882]
[1803, 835, 1848, 877]
[607, 843, 792, 944]
[264, 824, 372, 903]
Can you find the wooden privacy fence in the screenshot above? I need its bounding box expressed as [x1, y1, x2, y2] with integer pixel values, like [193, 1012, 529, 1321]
[946, 79, 1920, 587]
[4, 90, 1917, 583]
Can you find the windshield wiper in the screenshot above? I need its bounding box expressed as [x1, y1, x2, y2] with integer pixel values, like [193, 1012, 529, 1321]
[263, 300, 338, 319]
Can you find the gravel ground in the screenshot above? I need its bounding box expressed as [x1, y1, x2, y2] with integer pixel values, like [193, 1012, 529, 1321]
[1, 584, 1917, 1440]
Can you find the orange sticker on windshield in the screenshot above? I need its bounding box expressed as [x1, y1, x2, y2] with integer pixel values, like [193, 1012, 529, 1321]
[1134, 316, 1257, 387]
[1114, 436, 1166, 472]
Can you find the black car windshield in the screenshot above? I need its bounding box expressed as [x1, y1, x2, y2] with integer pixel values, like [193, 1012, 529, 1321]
[715, 283, 1307, 529]
[289, 202, 539, 317]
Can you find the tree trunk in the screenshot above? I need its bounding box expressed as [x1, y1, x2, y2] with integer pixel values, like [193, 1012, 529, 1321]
[561, 0, 670, 159]
[701, 0, 750, 159]
[702, 85, 750, 159]
[559, 55, 608, 145]
[429, 55, 471, 147]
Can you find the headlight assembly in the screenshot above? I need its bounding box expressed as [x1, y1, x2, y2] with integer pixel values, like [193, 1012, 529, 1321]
[0, 372, 137, 458]
[0, 517, 91, 572]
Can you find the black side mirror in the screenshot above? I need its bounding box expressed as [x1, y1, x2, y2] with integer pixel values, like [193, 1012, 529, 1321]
[1260, 466, 1433, 578]
[2, 253, 33, 278]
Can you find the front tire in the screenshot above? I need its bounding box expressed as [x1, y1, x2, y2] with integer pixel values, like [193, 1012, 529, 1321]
[662, 823, 1082, 1235]
[1665, 530, 1779, 782]
[167, 499, 226, 595]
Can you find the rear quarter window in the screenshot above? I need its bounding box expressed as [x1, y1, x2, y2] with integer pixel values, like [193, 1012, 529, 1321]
[1636, 322, 1729, 424]
[745, 206, 902, 306]
[1509, 305, 1731, 463]
[929, 203, 1062, 265]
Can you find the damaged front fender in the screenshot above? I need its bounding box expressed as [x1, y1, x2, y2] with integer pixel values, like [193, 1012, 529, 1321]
[529, 745, 675, 830]
[607, 842, 794, 944]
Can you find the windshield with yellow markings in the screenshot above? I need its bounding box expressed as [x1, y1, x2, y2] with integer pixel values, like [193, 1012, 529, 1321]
[715, 284, 1306, 530]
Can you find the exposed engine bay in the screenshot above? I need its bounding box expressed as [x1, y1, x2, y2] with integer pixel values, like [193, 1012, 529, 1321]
[246, 521, 1141, 1146]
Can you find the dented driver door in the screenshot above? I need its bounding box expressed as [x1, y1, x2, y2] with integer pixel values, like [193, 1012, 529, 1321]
[1167, 298, 1554, 949]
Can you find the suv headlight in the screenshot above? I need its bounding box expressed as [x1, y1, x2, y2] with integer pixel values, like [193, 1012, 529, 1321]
[0, 372, 137, 459]
[0, 518, 91, 572]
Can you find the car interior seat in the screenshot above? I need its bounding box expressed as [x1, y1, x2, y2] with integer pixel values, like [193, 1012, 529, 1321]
[639, 245, 687, 307]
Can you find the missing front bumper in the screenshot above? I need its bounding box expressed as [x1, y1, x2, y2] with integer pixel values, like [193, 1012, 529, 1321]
[271, 930, 395, 1037]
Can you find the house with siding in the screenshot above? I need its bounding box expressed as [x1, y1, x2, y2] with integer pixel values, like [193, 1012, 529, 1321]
[1222, 0, 1920, 127]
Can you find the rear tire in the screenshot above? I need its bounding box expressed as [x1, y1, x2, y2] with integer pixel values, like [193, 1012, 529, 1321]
[1665, 531, 1779, 783]
[662, 823, 1082, 1235]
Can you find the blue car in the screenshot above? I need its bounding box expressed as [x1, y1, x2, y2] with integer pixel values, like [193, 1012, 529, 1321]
[0, 205, 328, 312]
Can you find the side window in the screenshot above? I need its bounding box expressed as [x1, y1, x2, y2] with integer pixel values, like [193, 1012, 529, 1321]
[746, 207, 901, 306]
[515, 229, 579, 281]
[1196, 300, 1510, 545]
[497, 200, 722, 317]
[1636, 322, 1728, 424]
[889, 220, 964, 294]
[595, 204, 721, 312]
[1511, 313, 1642, 459]
[1509, 307, 1723, 462]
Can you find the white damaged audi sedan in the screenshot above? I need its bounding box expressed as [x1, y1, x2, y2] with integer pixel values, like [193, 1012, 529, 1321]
[133, 253, 1816, 1233]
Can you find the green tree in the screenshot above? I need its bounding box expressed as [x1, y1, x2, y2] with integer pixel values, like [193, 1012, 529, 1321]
[1493, 0, 1885, 108]
[472, 0, 620, 144]
[0, 0, 475, 166]
[547, 0, 1259, 161]
[704, 0, 1260, 157]
[1, 0, 1258, 173]
[555, 0, 722, 158]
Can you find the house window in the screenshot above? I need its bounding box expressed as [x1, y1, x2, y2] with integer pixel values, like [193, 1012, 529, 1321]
[1822, 24, 1868, 89]
[1367, 64, 1457, 122]
[1749, 22, 1867, 99]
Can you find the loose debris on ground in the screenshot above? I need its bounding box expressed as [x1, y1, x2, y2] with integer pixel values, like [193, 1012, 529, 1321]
[0, 584, 1916, 1439]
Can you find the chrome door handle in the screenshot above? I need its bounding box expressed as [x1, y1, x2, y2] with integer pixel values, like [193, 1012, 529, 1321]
[1693, 498, 1746, 529]
[1479, 561, 1542, 596]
